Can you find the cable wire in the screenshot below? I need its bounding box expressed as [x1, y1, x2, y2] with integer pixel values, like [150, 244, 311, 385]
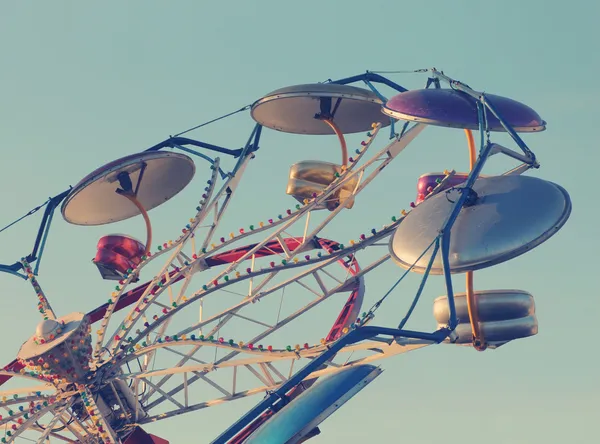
[172, 105, 252, 137]
[0, 200, 49, 234]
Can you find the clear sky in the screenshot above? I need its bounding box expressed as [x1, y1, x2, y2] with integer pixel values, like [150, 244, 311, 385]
[0, 1, 597, 443]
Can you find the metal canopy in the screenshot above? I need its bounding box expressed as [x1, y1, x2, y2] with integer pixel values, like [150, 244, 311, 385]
[389, 175, 572, 274]
[61, 151, 196, 226]
[383, 88, 546, 132]
[251, 83, 390, 135]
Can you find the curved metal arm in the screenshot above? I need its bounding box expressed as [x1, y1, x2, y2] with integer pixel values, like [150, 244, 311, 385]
[212, 325, 450, 444]
[464, 129, 487, 351]
[430, 68, 538, 166]
[145, 136, 246, 158]
[0, 188, 70, 278]
[320, 118, 348, 166]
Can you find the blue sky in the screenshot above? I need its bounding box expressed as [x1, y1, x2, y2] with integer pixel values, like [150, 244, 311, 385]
[0, 1, 597, 443]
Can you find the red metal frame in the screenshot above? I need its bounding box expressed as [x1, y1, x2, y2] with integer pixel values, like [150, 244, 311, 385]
[1, 236, 364, 444]
[1, 237, 360, 384]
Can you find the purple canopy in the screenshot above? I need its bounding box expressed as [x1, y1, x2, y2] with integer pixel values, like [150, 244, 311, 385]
[382, 89, 545, 132]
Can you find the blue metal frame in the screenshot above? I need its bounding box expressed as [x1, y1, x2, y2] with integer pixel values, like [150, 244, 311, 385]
[0, 189, 70, 278]
[145, 136, 249, 158]
[0, 69, 541, 442]
[328, 71, 411, 139]
[234, 124, 262, 174]
[483, 96, 538, 166]
[0, 132, 260, 279]
[0, 71, 415, 279]
[215, 69, 541, 443]
[327, 71, 409, 93]
[429, 68, 538, 167]
[211, 325, 450, 444]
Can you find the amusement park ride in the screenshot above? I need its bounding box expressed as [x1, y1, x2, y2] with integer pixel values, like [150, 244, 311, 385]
[0, 68, 571, 443]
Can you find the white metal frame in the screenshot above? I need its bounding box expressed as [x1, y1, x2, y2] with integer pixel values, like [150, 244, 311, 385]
[2, 121, 435, 442]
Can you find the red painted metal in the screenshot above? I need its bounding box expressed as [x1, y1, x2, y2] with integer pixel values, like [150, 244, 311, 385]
[123, 426, 169, 444]
[230, 238, 364, 443]
[416, 172, 471, 204]
[97, 235, 146, 263]
[94, 249, 138, 276]
[0, 272, 182, 386]
[94, 235, 146, 279]
[205, 238, 305, 266]
[1, 235, 364, 444]
[2, 240, 314, 385]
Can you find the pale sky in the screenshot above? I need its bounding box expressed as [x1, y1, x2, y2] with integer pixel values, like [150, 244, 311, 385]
[0, 1, 597, 443]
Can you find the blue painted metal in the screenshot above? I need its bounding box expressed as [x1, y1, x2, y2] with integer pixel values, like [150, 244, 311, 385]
[362, 79, 388, 102]
[0, 266, 26, 280]
[482, 95, 537, 166]
[1, 73, 409, 280]
[328, 71, 409, 142]
[233, 123, 262, 174]
[211, 326, 449, 443]
[329, 72, 408, 94]
[0, 188, 70, 278]
[369, 235, 438, 314]
[438, 102, 495, 331]
[0, 128, 260, 280]
[362, 78, 397, 140]
[398, 237, 440, 329]
[33, 205, 54, 276]
[32, 189, 70, 254]
[391, 64, 445, 325]
[170, 144, 228, 179]
[245, 365, 382, 444]
[145, 136, 247, 158]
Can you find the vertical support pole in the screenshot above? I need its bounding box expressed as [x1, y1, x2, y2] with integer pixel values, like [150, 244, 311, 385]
[464, 129, 486, 351]
[33, 203, 55, 276]
[233, 124, 261, 174]
[482, 96, 537, 165]
[438, 102, 494, 331]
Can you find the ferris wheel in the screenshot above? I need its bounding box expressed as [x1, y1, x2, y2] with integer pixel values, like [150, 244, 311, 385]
[0, 68, 571, 444]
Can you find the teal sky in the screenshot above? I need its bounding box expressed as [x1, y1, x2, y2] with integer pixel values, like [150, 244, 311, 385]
[1, 1, 598, 443]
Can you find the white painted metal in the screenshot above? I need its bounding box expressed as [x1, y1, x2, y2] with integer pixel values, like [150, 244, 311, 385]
[4, 119, 437, 442]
